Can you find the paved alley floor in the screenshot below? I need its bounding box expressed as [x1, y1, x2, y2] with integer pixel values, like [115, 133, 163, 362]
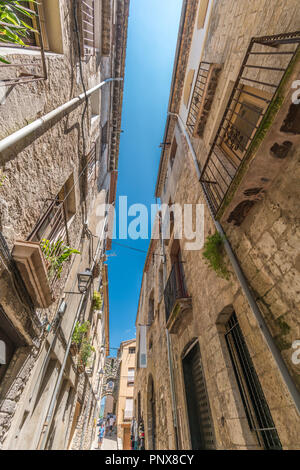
[91, 430, 118, 450]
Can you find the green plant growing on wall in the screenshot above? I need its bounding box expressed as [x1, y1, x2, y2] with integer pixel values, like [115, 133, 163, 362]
[0, 1, 39, 64]
[80, 338, 95, 366]
[72, 321, 90, 346]
[202, 232, 230, 280]
[92, 290, 103, 310]
[40, 238, 80, 279]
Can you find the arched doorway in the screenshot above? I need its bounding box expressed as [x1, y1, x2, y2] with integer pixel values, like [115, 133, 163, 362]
[147, 375, 156, 450]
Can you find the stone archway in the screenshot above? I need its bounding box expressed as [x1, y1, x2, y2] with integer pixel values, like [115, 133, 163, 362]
[146, 374, 156, 450]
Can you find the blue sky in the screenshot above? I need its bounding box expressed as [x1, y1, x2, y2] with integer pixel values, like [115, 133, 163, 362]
[106, 0, 182, 355]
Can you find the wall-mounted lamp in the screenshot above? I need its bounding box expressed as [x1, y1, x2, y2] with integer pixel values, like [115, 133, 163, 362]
[77, 269, 92, 293]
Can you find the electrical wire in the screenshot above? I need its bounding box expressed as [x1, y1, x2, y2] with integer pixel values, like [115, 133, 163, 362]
[111, 240, 164, 258]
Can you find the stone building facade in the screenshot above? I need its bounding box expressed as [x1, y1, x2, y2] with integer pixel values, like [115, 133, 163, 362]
[102, 355, 120, 418]
[135, 0, 300, 450]
[116, 339, 136, 450]
[0, 0, 129, 449]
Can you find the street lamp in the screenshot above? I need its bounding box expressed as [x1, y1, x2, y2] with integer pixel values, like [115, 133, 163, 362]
[77, 269, 92, 293]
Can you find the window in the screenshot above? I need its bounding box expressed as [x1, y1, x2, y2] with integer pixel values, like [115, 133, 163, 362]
[28, 174, 76, 244]
[221, 85, 268, 164]
[124, 398, 133, 421]
[129, 347, 136, 354]
[225, 312, 282, 449]
[158, 265, 164, 303]
[91, 91, 100, 126]
[2, 1, 65, 53]
[183, 69, 195, 107]
[14, 1, 49, 50]
[0, 305, 24, 384]
[148, 295, 154, 325]
[197, 0, 209, 29]
[127, 368, 135, 386]
[169, 137, 177, 168]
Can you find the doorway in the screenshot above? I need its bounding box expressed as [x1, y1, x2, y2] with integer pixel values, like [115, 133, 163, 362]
[182, 341, 215, 449]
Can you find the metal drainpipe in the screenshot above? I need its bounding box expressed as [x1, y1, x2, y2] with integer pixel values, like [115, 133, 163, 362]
[0, 78, 123, 156]
[168, 112, 300, 416]
[37, 218, 107, 449]
[158, 213, 180, 449]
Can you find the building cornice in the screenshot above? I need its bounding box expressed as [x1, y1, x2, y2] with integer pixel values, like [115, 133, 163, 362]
[155, 0, 198, 198]
[109, 0, 130, 171]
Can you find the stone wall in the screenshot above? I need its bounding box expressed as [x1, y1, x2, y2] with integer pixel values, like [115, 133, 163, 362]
[135, 0, 300, 451]
[0, 0, 129, 449]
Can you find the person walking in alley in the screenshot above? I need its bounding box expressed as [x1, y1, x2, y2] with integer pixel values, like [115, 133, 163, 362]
[108, 414, 115, 436]
[98, 423, 106, 450]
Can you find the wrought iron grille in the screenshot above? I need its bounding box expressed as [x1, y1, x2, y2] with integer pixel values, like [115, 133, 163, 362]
[28, 199, 69, 246]
[225, 312, 282, 450]
[186, 62, 221, 137]
[200, 31, 300, 215]
[81, 0, 95, 57]
[164, 262, 187, 323]
[0, 2, 47, 86]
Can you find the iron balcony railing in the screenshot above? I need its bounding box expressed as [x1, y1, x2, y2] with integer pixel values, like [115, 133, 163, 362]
[200, 31, 300, 216]
[186, 62, 221, 137]
[164, 261, 188, 323]
[80, 0, 95, 57]
[0, 1, 47, 86]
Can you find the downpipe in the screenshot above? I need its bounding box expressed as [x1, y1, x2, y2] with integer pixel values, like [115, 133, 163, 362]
[168, 112, 300, 416]
[0, 78, 123, 156]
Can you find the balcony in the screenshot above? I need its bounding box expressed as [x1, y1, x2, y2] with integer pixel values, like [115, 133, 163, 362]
[164, 262, 192, 334]
[0, 1, 47, 87]
[200, 32, 300, 217]
[12, 199, 70, 308]
[186, 62, 222, 137]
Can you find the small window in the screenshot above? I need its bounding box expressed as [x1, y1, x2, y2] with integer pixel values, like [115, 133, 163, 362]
[183, 69, 195, 107]
[197, 0, 209, 29]
[28, 173, 76, 244]
[225, 312, 282, 449]
[148, 296, 154, 325]
[87, 143, 97, 181]
[91, 91, 100, 126]
[129, 347, 136, 354]
[124, 398, 133, 420]
[221, 85, 268, 163]
[0, 306, 24, 384]
[170, 138, 177, 168]
[127, 368, 135, 386]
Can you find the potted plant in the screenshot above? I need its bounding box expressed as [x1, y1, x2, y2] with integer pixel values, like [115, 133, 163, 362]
[71, 321, 90, 356]
[79, 338, 95, 372]
[92, 291, 103, 311]
[40, 238, 80, 280]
